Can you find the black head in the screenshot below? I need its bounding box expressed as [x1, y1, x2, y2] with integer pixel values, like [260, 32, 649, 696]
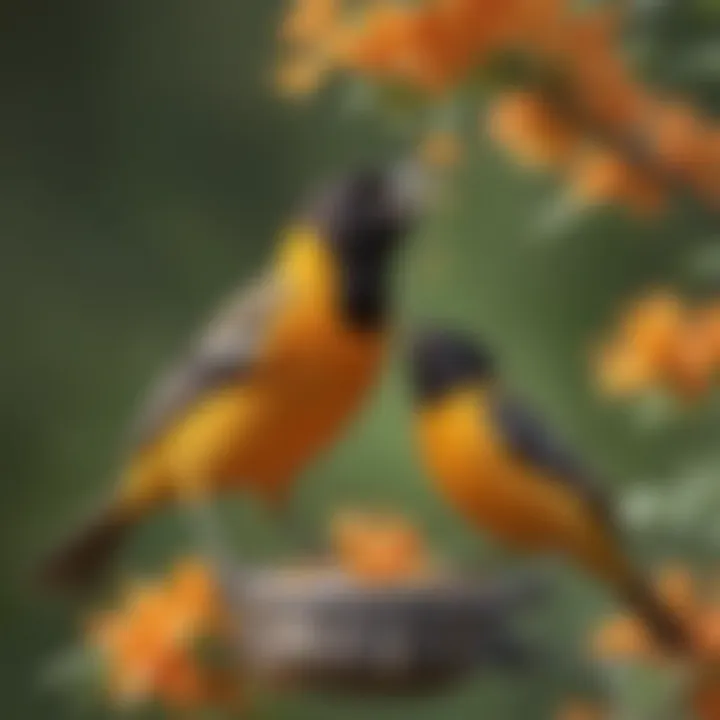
[409, 327, 496, 402]
[309, 165, 425, 329]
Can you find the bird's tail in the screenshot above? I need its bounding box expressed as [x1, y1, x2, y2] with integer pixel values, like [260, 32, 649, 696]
[619, 564, 691, 656]
[584, 527, 691, 656]
[39, 503, 132, 590]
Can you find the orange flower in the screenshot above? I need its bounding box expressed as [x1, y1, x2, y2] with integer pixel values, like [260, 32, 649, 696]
[603, 291, 684, 388]
[168, 559, 223, 636]
[348, 5, 418, 76]
[155, 653, 207, 709]
[544, 5, 617, 63]
[594, 341, 657, 397]
[693, 672, 720, 720]
[658, 565, 697, 621]
[592, 614, 655, 661]
[331, 510, 430, 584]
[570, 147, 665, 216]
[591, 564, 720, 667]
[551, 8, 647, 130]
[98, 587, 179, 706]
[281, 0, 338, 45]
[277, 1, 720, 213]
[620, 292, 685, 361]
[586, 74, 648, 135]
[596, 293, 720, 400]
[695, 303, 720, 362]
[696, 610, 720, 659]
[488, 91, 580, 168]
[86, 560, 235, 711]
[276, 54, 329, 98]
[428, 0, 518, 85]
[276, 0, 340, 99]
[335, 0, 528, 93]
[573, 150, 627, 203]
[650, 103, 707, 178]
[692, 131, 720, 203]
[434, 0, 495, 73]
[664, 320, 716, 400]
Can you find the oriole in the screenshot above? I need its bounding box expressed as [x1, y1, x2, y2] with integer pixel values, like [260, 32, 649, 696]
[42, 167, 422, 588]
[408, 326, 689, 653]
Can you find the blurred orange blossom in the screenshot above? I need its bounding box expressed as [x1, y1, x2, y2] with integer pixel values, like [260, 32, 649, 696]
[277, 0, 720, 213]
[86, 559, 236, 711]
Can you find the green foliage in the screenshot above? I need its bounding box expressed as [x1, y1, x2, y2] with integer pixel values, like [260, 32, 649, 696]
[42, 646, 108, 717]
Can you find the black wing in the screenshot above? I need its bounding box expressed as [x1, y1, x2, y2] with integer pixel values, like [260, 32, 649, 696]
[490, 390, 615, 530]
[127, 274, 287, 449]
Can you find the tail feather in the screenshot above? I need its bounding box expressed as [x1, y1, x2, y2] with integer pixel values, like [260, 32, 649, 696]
[40, 505, 131, 590]
[623, 572, 691, 655]
[588, 530, 691, 656]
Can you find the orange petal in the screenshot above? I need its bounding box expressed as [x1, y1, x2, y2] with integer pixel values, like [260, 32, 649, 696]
[281, 0, 338, 44]
[591, 615, 654, 660]
[276, 54, 328, 97]
[621, 292, 685, 367]
[694, 304, 720, 364]
[488, 91, 580, 168]
[570, 148, 665, 215]
[331, 510, 375, 555]
[594, 341, 656, 396]
[697, 609, 720, 659]
[692, 669, 720, 720]
[157, 654, 208, 709]
[663, 322, 716, 400]
[332, 512, 428, 583]
[170, 561, 219, 625]
[657, 565, 698, 618]
[650, 102, 707, 177]
[342, 5, 416, 77]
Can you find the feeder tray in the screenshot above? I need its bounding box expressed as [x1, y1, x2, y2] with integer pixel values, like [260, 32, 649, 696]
[222, 564, 543, 695]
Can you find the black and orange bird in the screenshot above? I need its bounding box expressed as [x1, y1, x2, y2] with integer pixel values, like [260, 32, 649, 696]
[42, 166, 424, 588]
[408, 327, 690, 654]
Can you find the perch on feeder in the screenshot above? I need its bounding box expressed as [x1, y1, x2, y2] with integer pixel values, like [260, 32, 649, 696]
[200, 512, 551, 695]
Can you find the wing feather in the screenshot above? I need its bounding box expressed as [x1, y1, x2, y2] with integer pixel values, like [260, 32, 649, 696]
[127, 274, 287, 448]
[489, 390, 615, 530]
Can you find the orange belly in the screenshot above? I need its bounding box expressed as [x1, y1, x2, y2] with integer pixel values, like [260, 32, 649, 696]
[416, 388, 594, 553]
[118, 227, 385, 514]
[121, 326, 384, 512]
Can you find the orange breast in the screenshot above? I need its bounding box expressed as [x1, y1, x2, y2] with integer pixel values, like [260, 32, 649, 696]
[224, 305, 385, 500]
[121, 228, 386, 512]
[416, 387, 593, 553]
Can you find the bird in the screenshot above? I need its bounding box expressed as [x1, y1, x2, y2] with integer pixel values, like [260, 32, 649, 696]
[41, 165, 424, 589]
[407, 326, 690, 654]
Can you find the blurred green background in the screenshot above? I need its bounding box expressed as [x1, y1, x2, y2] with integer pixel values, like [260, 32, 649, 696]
[2, 1, 719, 717]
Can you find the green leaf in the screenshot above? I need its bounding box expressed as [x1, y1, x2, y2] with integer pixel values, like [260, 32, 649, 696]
[622, 485, 665, 531]
[629, 391, 678, 433]
[192, 633, 239, 674]
[685, 239, 720, 280]
[696, 0, 720, 14]
[532, 192, 589, 245]
[41, 645, 110, 717]
[673, 43, 720, 81]
[605, 662, 689, 720]
[41, 645, 106, 695]
[339, 78, 382, 117]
